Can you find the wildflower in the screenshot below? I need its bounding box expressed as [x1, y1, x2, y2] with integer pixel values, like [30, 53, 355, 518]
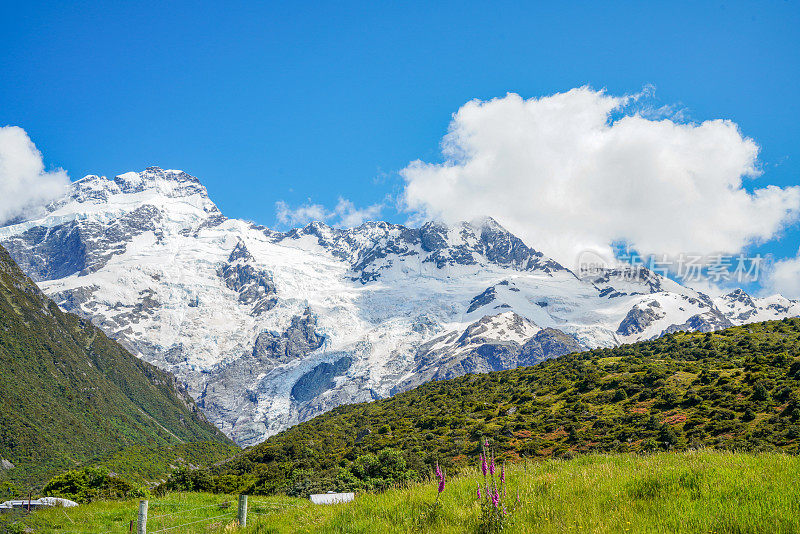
[489, 453, 495, 476]
[491, 488, 500, 508]
[477, 485, 482, 499]
[500, 463, 505, 484]
[481, 454, 487, 477]
[434, 462, 446, 504]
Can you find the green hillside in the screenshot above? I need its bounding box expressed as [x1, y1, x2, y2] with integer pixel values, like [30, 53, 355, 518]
[166, 318, 800, 496]
[0, 245, 234, 490]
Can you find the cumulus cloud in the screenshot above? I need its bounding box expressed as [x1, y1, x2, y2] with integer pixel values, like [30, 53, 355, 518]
[400, 87, 800, 271]
[762, 252, 800, 299]
[0, 126, 70, 224]
[275, 197, 382, 228]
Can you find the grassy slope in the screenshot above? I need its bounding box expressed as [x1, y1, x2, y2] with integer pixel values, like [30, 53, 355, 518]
[0, 245, 234, 489]
[22, 451, 800, 533]
[200, 319, 800, 494]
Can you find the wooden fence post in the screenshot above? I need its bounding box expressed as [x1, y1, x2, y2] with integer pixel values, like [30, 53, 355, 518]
[137, 499, 148, 534]
[129, 518, 134, 533]
[238, 494, 248, 527]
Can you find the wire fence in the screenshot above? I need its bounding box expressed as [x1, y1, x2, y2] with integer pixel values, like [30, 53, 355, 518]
[31, 495, 299, 533]
[139, 496, 242, 533]
[149, 511, 236, 533]
[148, 500, 232, 520]
[143, 497, 300, 532]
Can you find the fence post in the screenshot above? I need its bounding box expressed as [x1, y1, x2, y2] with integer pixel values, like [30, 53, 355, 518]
[129, 519, 134, 533]
[238, 494, 248, 527]
[137, 499, 148, 534]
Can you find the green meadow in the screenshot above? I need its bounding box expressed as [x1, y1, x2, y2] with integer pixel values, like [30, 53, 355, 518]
[15, 450, 799, 533]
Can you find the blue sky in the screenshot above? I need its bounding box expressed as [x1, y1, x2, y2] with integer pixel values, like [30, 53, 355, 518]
[1, 1, 799, 293]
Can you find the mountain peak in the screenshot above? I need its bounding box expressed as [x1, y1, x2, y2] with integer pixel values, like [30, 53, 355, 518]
[721, 288, 756, 307]
[275, 216, 566, 281]
[46, 168, 219, 224]
[113, 167, 204, 195]
[68, 167, 207, 202]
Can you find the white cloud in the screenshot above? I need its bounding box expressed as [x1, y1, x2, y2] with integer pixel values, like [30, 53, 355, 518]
[0, 126, 70, 224]
[275, 200, 328, 227]
[275, 197, 382, 228]
[400, 87, 800, 271]
[332, 198, 383, 227]
[763, 251, 800, 299]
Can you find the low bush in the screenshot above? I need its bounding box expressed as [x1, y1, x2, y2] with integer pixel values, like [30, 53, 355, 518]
[41, 466, 147, 503]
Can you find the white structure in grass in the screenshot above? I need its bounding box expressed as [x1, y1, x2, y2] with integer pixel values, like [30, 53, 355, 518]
[309, 492, 355, 505]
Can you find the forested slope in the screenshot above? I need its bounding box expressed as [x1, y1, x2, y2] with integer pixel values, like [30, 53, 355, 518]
[0, 245, 233, 489]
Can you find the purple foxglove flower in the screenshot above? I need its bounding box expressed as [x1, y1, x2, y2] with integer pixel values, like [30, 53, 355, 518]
[438, 468, 445, 493]
[477, 485, 481, 499]
[489, 455, 495, 476]
[481, 454, 487, 477]
[435, 462, 442, 481]
[492, 489, 500, 508]
[500, 463, 505, 484]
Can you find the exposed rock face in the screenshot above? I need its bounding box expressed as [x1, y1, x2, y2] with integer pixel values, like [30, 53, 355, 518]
[617, 301, 665, 336]
[252, 308, 325, 364]
[218, 242, 277, 314]
[591, 266, 667, 296]
[1, 167, 797, 446]
[2, 205, 164, 281]
[277, 218, 568, 283]
[468, 286, 497, 313]
[713, 288, 793, 325]
[395, 313, 583, 392]
[520, 328, 583, 365]
[661, 310, 734, 335]
[291, 357, 353, 402]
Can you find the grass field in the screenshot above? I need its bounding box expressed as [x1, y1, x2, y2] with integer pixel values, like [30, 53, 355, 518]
[16, 450, 800, 533]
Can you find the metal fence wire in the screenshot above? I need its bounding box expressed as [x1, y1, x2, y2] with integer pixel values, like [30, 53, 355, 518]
[131, 496, 247, 533]
[148, 500, 232, 520]
[149, 511, 236, 533]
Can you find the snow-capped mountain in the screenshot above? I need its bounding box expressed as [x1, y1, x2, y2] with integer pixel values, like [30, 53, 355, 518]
[1, 167, 797, 445]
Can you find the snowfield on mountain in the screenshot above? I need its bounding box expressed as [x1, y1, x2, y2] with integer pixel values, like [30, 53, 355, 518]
[1, 167, 797, 445]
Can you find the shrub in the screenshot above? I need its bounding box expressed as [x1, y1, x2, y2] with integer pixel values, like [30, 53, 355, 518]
[0, 481, 19, 501]
[42, 467, 147, 503]
[752, 382, 770, 402]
